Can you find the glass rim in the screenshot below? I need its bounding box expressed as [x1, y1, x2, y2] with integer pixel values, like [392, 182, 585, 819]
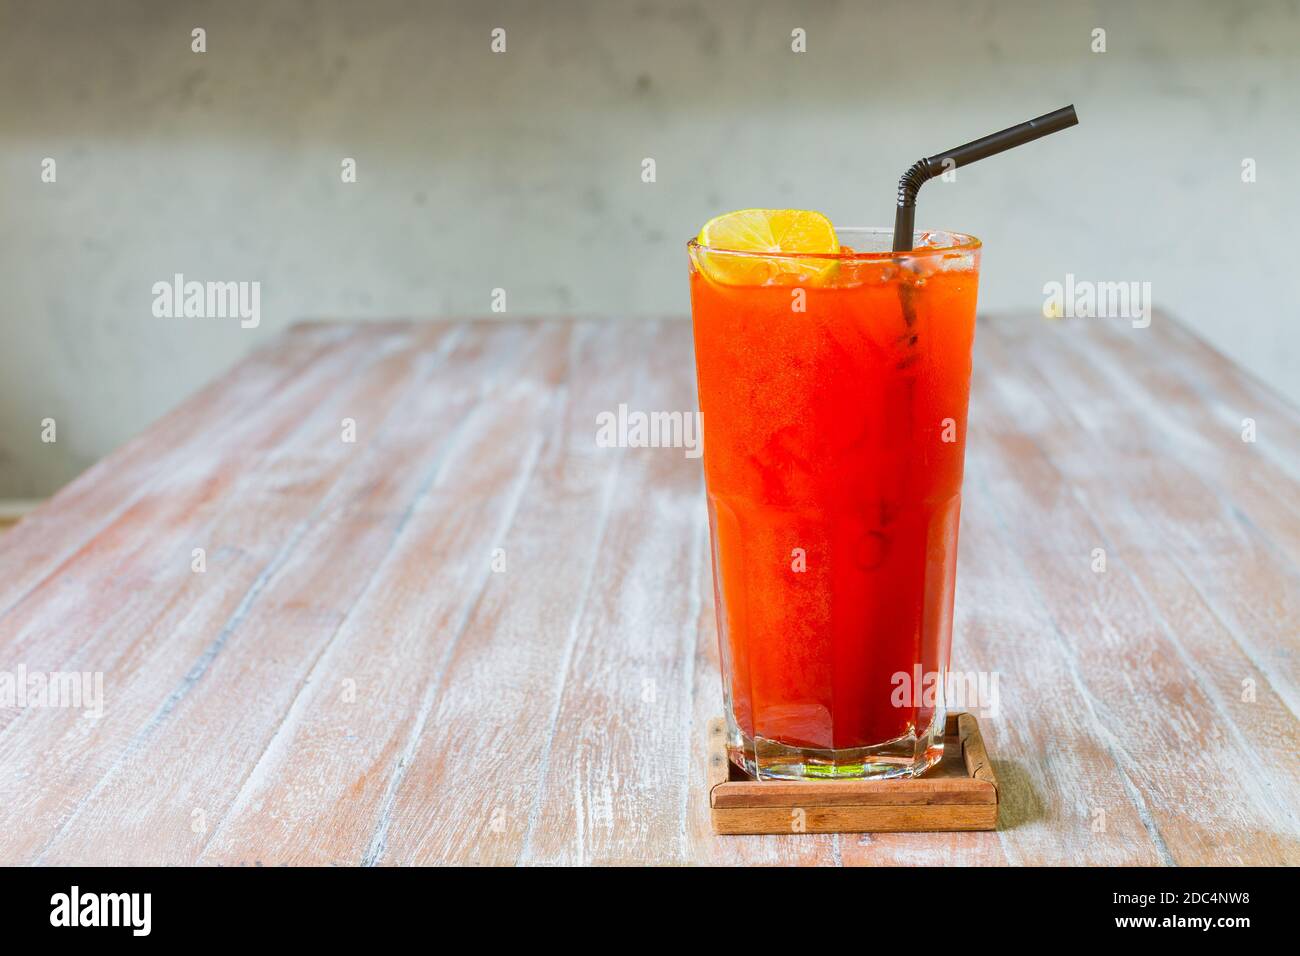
[687, 226, 981, 261]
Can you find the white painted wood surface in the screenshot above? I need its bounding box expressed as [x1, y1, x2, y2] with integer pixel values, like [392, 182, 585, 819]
[0, 315, 1295, 865]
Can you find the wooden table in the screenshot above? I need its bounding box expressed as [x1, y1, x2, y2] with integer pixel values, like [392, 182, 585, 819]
[0, 315, 1296, 866]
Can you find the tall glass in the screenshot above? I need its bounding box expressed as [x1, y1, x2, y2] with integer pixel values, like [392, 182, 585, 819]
[688, 227, 981, 779]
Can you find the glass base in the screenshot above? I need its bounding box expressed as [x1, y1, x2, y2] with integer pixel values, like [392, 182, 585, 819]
[727, 712, 945, 781]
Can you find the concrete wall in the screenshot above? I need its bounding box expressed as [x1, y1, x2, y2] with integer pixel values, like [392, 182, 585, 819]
[2, 0, 1297, 495]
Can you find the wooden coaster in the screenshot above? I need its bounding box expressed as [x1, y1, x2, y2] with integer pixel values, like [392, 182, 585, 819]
[708, 713, 998, 834]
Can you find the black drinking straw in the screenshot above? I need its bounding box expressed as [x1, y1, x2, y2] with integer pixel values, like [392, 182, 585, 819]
[892, 105, 1079, 252]
[882, 105, 1080, 540]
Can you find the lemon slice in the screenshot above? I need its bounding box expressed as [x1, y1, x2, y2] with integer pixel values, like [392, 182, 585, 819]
[695, 208, 840, 285]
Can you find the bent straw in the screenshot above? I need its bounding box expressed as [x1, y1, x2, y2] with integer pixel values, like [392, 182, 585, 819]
[892, 105, 1079, 252]
[881, 105, 1080, 584]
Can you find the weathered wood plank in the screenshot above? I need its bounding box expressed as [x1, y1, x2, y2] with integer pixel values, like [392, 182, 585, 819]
[0, 325, 354, 619]
[194, 322, 570, 865]
[2, 324, 446, 863]
[368, 322, 686, 865]
[512, 320, 709, 865]
[1037, 314, 1300, 571]
[0, 326, 417, 763]
[966, 317, 1299, 865]
[0, 314, 1295, 865]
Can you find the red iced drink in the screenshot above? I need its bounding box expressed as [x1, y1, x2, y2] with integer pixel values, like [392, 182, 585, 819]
[689, 226, 980, 778]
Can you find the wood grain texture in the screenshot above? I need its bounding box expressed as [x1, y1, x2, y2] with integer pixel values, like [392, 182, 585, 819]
[0, 314, 1296, 865]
